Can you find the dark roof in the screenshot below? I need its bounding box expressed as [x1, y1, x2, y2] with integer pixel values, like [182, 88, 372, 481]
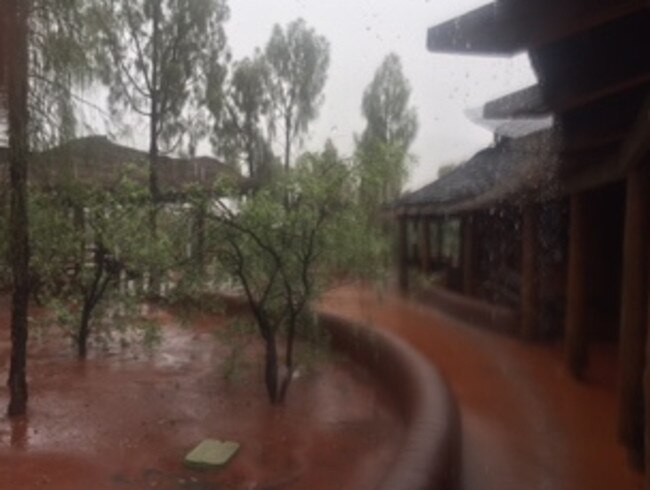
[397, 131, 561, 215]
[427, 0, 648, 56]
[429, 3, 650, 202]
[0, 135, 241, 193]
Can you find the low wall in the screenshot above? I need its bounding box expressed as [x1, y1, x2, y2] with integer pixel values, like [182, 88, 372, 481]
[321, 312, 460, 490]
[416, 284, 520, 335]
[218, 292, 461, 490]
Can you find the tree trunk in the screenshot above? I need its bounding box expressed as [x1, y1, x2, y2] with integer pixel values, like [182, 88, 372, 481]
[264, 333, 279, 404]
[194, 201, 206, 271]
[284, 111, 292, 172]
[77, 302, 92, 359]
[279, 317, 297, 403]
[149, 0, 161, 203]
[6, 0, 31, 418]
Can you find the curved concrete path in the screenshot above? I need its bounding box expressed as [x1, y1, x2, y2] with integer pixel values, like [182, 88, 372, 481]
[320, 285, 643, 490]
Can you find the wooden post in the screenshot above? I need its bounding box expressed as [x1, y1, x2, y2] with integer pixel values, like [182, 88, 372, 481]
[438, 219, 445, 267]
[419, 217, 431, 272]
[645, 256, 650, 487]
[619, 167, 649, 467]
[462, 214, 475, 295]
[565, 193, 589, 378]
[397, 215, 409, 294]
[521, 205, 540, 340]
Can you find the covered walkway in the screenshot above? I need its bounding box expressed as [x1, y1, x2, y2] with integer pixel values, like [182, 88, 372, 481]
[321, 285, 643, 490]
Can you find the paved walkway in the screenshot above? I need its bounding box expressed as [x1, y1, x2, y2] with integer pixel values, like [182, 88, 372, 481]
[320, 285, 643, 490]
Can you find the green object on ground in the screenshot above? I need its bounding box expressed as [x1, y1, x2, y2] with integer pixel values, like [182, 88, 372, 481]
[184, 439, 240, 469]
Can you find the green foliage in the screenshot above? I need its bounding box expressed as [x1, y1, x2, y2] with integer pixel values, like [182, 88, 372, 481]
[90, 0, 230, 156]
[265, 18, 330, 169]
[211, 52, 275, 183]
[356, 139, 414, 217]
[356, 53, 418, 211]
[204, 142, 387, 403]
[28, 174, 172, 356]
[29, 0, 100, 149]
[360, 53, 418, 150]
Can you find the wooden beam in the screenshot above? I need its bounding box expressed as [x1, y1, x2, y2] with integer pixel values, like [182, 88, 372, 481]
[419, 217, 432, 272]
[565, 192, 589, 377]
[618, 166, 650, 468]
[484, 73, 650, 121]
[520, 1, 650, 52]
[619, 94, 650, 171]
[462, 215, 475, 295]
[531, 10, 650, 113]
[483, 85, 547, 119]
[426, 5, 519, 56]
[427, 1, 648, 56]
[437, 219, 445, 268]
[521, 205, 540, 340]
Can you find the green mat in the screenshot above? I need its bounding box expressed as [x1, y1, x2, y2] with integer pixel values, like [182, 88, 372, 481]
[184, 439, 240, 469]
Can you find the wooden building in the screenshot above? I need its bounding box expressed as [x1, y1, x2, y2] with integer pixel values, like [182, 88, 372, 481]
[0, 135, 242, 195]
[395, 0, 650, 478]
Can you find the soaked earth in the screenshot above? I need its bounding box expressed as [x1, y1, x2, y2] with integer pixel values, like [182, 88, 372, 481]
[0, 297, 403, 490]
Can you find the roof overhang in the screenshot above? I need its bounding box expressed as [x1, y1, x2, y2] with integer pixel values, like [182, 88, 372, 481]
[427, 0, 650, 56]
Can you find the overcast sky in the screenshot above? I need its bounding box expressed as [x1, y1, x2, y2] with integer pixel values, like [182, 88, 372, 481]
[68, 0, 538, 190]
[225, 0, 538, 189]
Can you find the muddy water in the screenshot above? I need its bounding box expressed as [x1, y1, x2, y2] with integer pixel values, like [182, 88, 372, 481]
[0, 297, 404, 490]
[321, 285, 644, 490]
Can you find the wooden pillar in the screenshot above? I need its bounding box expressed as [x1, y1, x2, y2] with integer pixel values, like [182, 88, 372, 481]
[419, 217, 431, 272]
[437, 219, 445, 267]
[521, 205, 540, 340]
[619, 167, 649, 467]
[565, 193, 589, 378]
[397, 215, 409, 294]
[462, 214, 475, 295]
[645, 265, 650, 487]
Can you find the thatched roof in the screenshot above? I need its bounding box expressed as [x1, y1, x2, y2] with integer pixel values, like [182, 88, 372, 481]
[1, 135, 242, 193]
[397, 130, 562, 216]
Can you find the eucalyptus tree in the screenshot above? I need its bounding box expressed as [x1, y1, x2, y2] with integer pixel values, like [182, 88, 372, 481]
[357, 53, 418, 208]
[264, 19, 330, 171]
[211, 52, 274, 184]
[91, 0, 230, 202]
[29, 0, 98, 149]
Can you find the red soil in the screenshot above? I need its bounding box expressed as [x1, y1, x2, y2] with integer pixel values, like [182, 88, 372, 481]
[0, 297, 403, 490]
[320, 285, 644, 490]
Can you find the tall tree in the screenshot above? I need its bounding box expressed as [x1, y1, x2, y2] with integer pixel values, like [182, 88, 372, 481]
[357, 53, 418, 207]
[29, 0, 98, 149]
[211, 51, 273, 183]
[4, 0, 31, 417]
[359, 53, 417, 150]
[92, 0, 230, 201]
[265, 19, 329, 171]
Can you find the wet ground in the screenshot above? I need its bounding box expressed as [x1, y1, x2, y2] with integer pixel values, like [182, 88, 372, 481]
[321, 285, 644, 490]
[0, 297, 403, 490]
